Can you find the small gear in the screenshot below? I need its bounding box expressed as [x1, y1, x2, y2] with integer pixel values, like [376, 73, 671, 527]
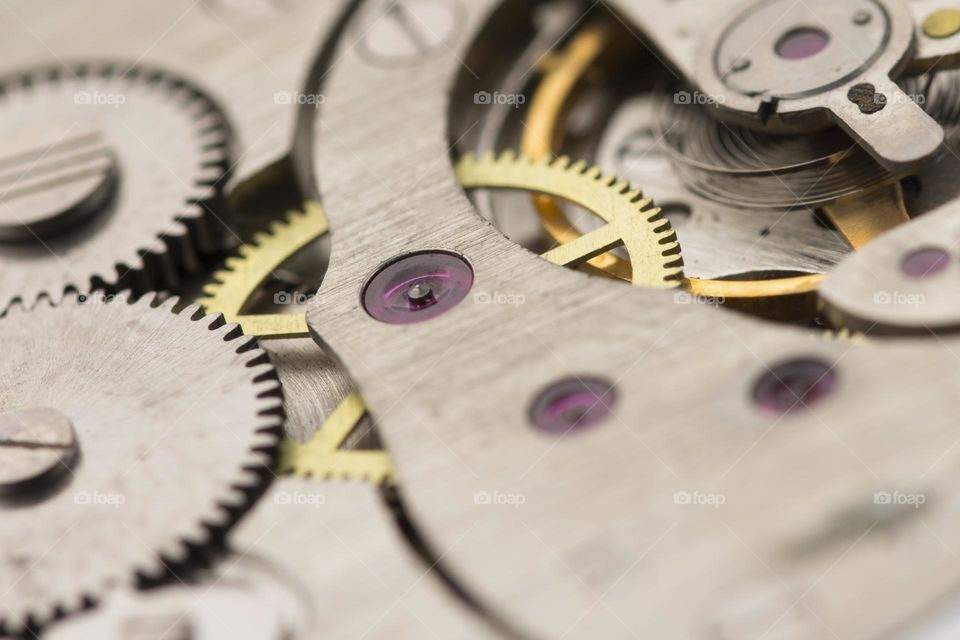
[0, 294, 282, 633]
[279, 392, 394, 485]
[455, 151, 684, 288]
[198, 202, 328, 339]
[0, 62, 232, 313]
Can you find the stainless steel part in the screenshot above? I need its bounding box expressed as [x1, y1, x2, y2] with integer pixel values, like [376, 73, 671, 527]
[0, 408, 78, 497]
[0, 0, 348, 309]
[307, 0, 960, 636]
[261, 337, 355, 443]
[611, 0, 949, 172]
[0, 295, 282, 633]
[44, 554, 308, 640]
[820, 196, 960, 333]
[594, 96, 850, 278]
[45, 481, 501, 639]
[0, 64, 230, 312]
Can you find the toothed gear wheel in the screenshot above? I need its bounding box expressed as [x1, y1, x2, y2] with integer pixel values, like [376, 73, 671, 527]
[0, 63, 232, 313]
[0, 295, 282, 634]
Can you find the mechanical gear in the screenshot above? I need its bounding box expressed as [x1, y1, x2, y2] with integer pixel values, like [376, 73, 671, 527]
[0, 63, 232, 313]
[198, 202, 328, 339]
[279, 392, 394, 486]
[456, 151, 684, 288]
[0, 294, 282, 633]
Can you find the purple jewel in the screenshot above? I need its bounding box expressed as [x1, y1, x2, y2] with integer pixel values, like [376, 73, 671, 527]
[530, 378, 617, 434]
[753, 358, 837, 416]
[775, 28, 829, 60]
[363, 251, 473, 324]
[901, 247, 951, 279]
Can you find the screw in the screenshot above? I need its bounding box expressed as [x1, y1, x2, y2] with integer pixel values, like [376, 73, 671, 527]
[360, 0, 462, 66]
[0, 408, 78, 496]
[0, 125, 118, 243]
[529, 377, 617, 434]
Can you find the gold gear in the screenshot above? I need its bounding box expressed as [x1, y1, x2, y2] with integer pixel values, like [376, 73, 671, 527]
[198, 201, 328, 339]
[456, 151, 684, 288]
[279, 391, 394, 485]
[199, 204, 394, 485]
[521, 21, 911, 305]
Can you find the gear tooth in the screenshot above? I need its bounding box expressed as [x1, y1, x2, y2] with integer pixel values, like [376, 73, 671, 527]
[500, 149, 517, 162]
[570, 159, 588, 173]
[225, 256, 246, 270]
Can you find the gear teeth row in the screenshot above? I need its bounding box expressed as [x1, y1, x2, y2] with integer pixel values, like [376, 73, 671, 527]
[0, 61, 233, 315]
[198, 202, 329, 338]
[0, 294, 283, 635]
[457, 151, 684, 287]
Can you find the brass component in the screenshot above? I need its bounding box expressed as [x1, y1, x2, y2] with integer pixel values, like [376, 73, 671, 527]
[198, 202, 328, 339]
[821, 182, 910, 250]
[521, 23, 630, 277]
[456, 151, 683, 288]
[521, 21, 911, 307]
[279, 392, 394, 485]
[923, 8, 960, 39]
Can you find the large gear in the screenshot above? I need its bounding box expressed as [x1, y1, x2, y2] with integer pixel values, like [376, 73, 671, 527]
[456, 151, 684, 288]
[0, 294, 282, 633]
[0, 63, 232, 313]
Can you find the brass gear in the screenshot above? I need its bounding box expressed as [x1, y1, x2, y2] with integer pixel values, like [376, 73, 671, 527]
[279, 392, 394, 486]
[198, 204, 393, 485]
[198, 202, 328, 339]
[521, 20, 912, 308]
[456, 151, 684, 288]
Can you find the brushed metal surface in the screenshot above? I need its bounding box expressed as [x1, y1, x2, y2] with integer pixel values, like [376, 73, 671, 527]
[307, 1, 960, 637]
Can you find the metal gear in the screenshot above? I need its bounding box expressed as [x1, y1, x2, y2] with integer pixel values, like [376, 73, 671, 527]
[0, 62, 232, 313]
[279, 392, 394, 486]
[456, 151, 684, 288]
[0, 293, 282, 634]
[198, 205, 390, 483]
[198, 202, 328, 339]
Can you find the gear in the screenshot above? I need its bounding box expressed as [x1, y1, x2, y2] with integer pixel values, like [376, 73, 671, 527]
[198, 205, 392, 484]
[519, 22, 915, 312]
[279, 392, 394, 485]
[0, 62, 232, 313]
[198, 202, 328, 339]
[0, 294, 282, 634]
[456, 151, 684, 288]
